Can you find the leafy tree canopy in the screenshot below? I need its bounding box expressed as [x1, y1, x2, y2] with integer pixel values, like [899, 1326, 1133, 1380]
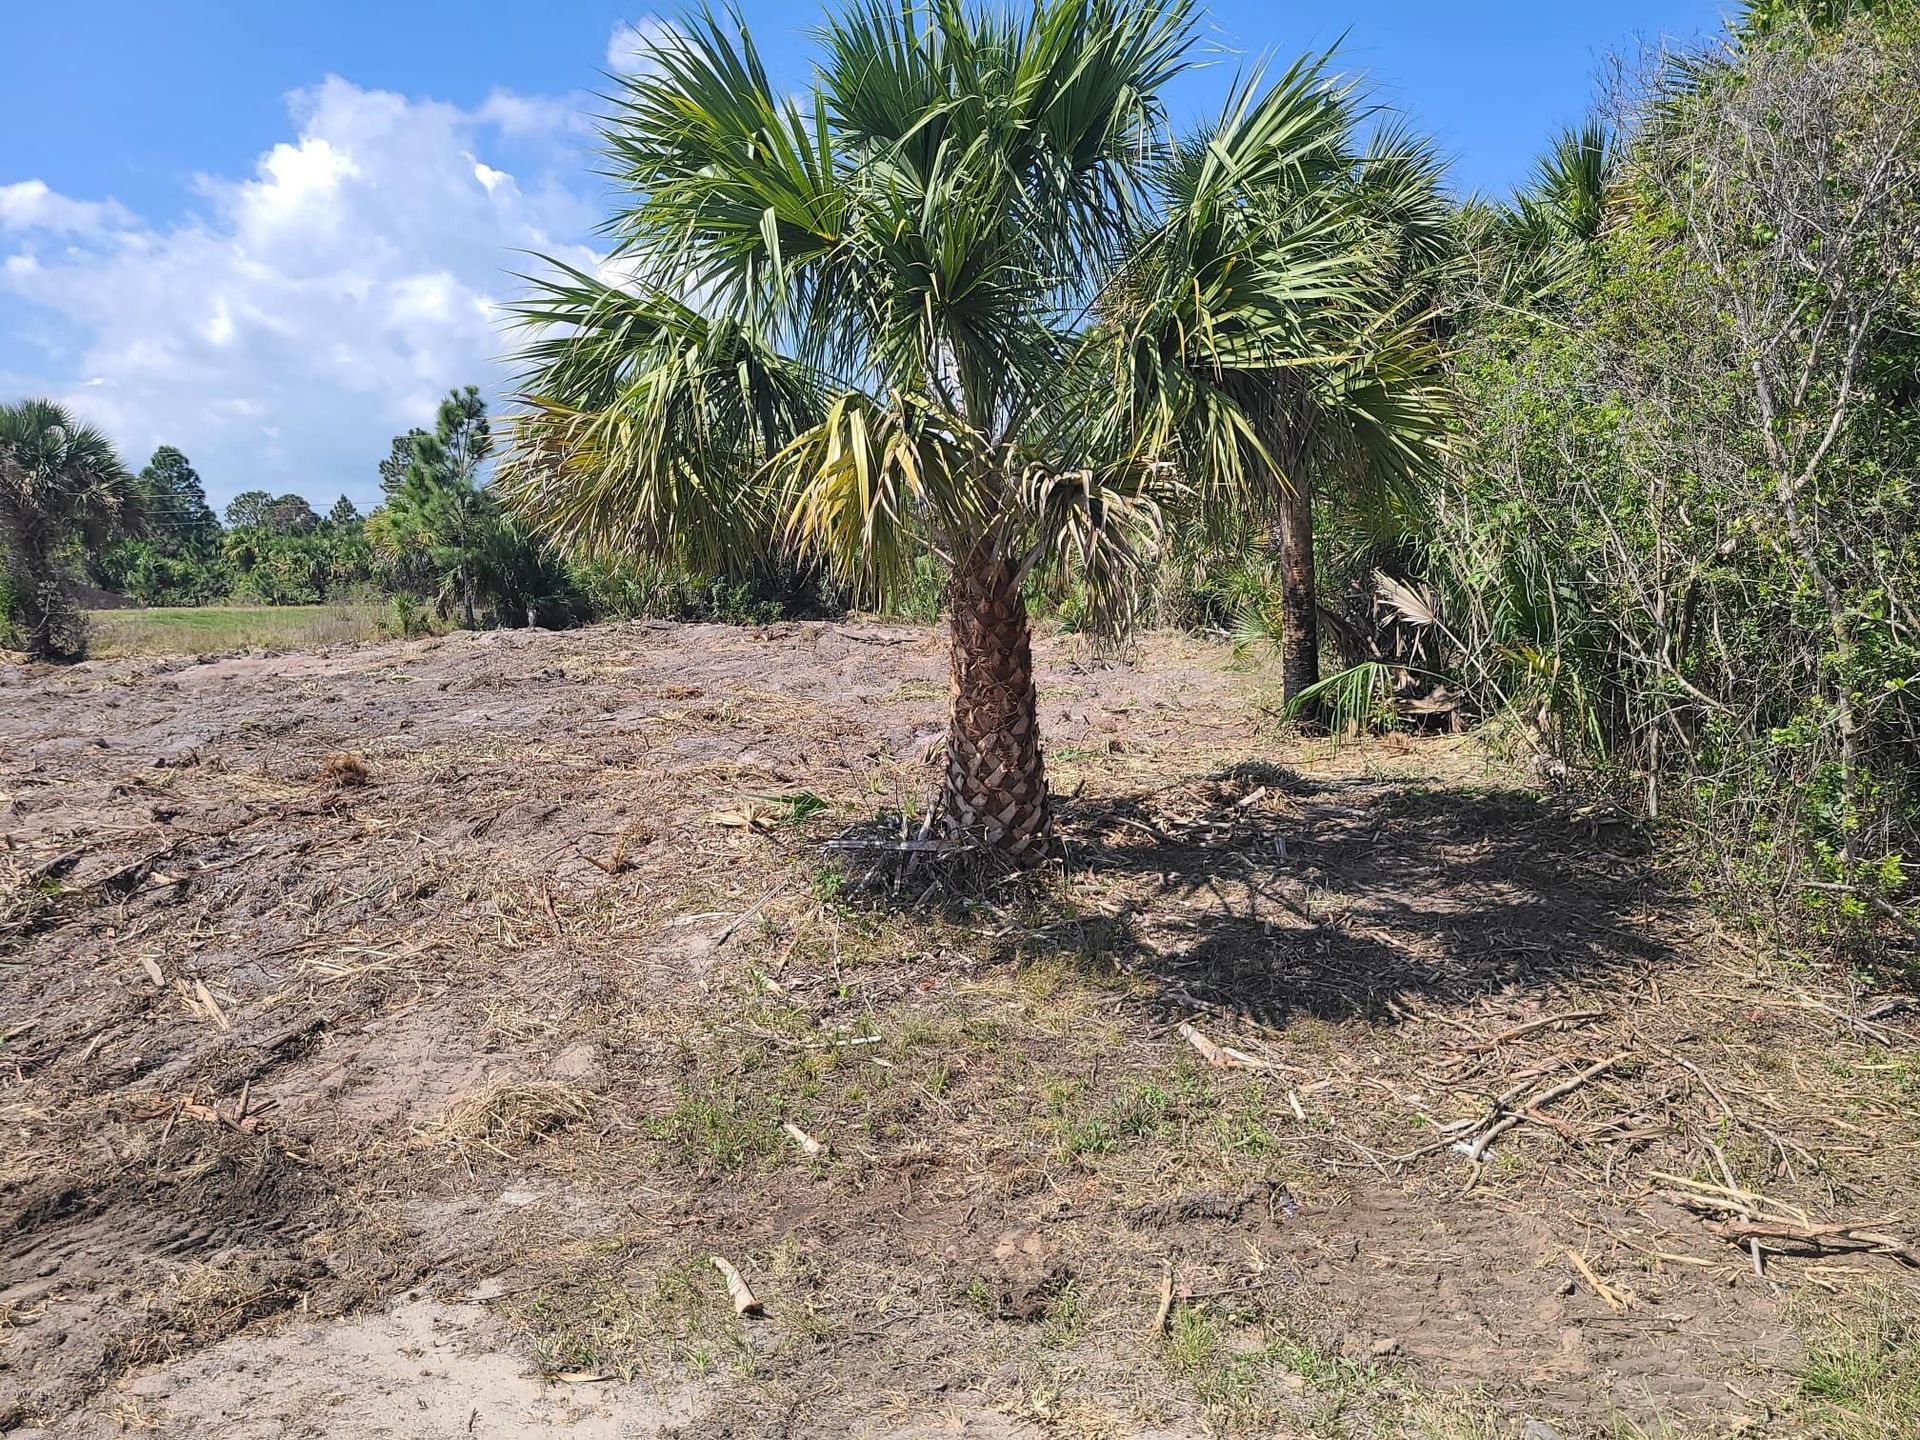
[137, 446, 220, 552]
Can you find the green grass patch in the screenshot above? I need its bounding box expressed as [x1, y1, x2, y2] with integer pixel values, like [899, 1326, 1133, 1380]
[1159, 1305, 1392, 1435]
[1792, 1289, 1920, 1437]
[647, 1079, 783, 1172]
[517, 1253, 750, 1381]
[1044, 1073, 1175, 1160]
[88, 604, 384, 657]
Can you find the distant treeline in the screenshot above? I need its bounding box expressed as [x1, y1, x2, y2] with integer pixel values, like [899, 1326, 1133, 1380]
[1, 387, 861, 652]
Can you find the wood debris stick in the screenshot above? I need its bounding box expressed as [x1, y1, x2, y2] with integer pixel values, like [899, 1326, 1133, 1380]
[1149, 1260, 1175, 1337]
[1461, 1053, 1628, 1163]
[1650, 1172, 1810, 1225]
[1861, 995, 1917, 1022]
[783, 1121, 825, 1157]
[1650, 1172, 1920, 1268]
[1567, 1250, 1635, 1312]
[139, 956, 166, 987]
[1701, 1218, 1920, 1267]
[1180, 1021, 1227, 1066]
[1793, 995, 1900, 1047]
[710, 1255, 764, 1316]
[715, 874, 794, 949]
[666, 911, 730, 927]
[1801, 1261, 1882, 1293]
[154, 1097, 186, 1159]
[1177, 1021, 1279, 1072]
[192, 979, 231, 1031]
[1640, 1040, 1734, 1120]
[1471, 1010, 1605, 1051]
[789, 1033, 882, 1052]
[1702, 1137, 1767, 1277]
[176, 1092, 267, 1134]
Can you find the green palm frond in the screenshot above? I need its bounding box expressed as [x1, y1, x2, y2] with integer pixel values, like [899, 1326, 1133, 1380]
[1016, 457, 1168, 633]
[504, 1, 1451, 645]
[774, 387, 994, 600]
[0, 398, 141, 548]
[1099, 51, 1451, 545]
[1522, 119, 1614, 244]
[1282, 659, 1411, 736]
[1485, 119, 1619, 304]
[501, 262, 823, 572]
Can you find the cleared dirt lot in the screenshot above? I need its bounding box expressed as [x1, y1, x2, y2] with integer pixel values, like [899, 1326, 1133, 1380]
[2, 620, 1915, 1438]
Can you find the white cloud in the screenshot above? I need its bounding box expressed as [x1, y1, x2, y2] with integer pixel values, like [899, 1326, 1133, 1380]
[472, 88, 589, 138]
[606, 16, 681, 76]
[0, 76, 602, 509]
[0, 180, 135, 235]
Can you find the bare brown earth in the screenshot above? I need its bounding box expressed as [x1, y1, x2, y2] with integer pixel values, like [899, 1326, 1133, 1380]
[2, 620, 1916, 1439]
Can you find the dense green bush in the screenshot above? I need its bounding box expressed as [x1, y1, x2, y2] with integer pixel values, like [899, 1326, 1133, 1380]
[1417, 5, 1920, 944]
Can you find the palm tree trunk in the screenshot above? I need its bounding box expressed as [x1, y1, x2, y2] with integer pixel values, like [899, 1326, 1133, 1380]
[941, 542, 1051, 863]
[15, 542, 71, 663]
[1275, 478, 1319, 706]
[24, 585, 59, 662]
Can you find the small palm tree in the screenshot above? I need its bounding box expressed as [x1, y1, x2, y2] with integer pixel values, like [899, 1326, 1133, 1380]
[1106, 60, 1453, 704]
[505, 0, 1446, 858]
[1478, 119, 1617, 305]
[0, 399, 139, 661]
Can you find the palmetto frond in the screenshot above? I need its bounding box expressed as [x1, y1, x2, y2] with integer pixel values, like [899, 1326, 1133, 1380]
[501, 263, 823, 572]
[0, 398, 141, 549]
[506, 0, 1208, 629]
[1016, 456, 1168, 633]
[774, 387, 994, 600]
[505, 1, 1449, 656]
[1484, 119, 1619, 305]
[1520, 119, 1614, 244]
[1100, 52, 1450, 533]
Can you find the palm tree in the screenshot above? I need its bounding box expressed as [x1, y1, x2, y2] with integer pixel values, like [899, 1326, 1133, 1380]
[0, 399, 139, 661]
[1479, 120, 1617, 306]
[1105, 61, 1453, 704]
[504, 0, 1441, 859]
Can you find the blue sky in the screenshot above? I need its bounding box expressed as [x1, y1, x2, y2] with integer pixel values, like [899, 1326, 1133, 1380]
[0, 0, 1727, 510]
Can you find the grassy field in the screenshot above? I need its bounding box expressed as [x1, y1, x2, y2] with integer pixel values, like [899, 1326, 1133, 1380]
[85, 604, 385, 658]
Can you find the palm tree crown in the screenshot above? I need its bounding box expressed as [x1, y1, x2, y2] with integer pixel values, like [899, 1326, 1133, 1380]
[0, 398, 139, 662]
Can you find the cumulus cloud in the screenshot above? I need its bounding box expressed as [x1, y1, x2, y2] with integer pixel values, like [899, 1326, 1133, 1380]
[0, 78, 601, 508]
[0, 180, 135, 235]
[472, 87, 592, 138]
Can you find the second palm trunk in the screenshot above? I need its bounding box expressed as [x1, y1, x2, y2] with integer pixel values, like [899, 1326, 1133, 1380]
[942, 544, 1051, 862]
[1276, 478, 1319, 705]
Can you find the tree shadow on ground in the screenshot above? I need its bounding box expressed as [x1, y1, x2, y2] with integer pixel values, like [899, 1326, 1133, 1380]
[841, 758, 1684, 1031]
[1055, 759, 1678, 1029]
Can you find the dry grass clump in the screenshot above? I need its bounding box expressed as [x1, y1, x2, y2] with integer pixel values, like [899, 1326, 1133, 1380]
[107, 1258, 314, 1372]
[429, 1079, 595, 1157]
[317, 752, 371, 788]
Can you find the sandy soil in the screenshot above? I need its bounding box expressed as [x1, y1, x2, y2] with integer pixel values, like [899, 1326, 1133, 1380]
[2, 620, 1915, 1439]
